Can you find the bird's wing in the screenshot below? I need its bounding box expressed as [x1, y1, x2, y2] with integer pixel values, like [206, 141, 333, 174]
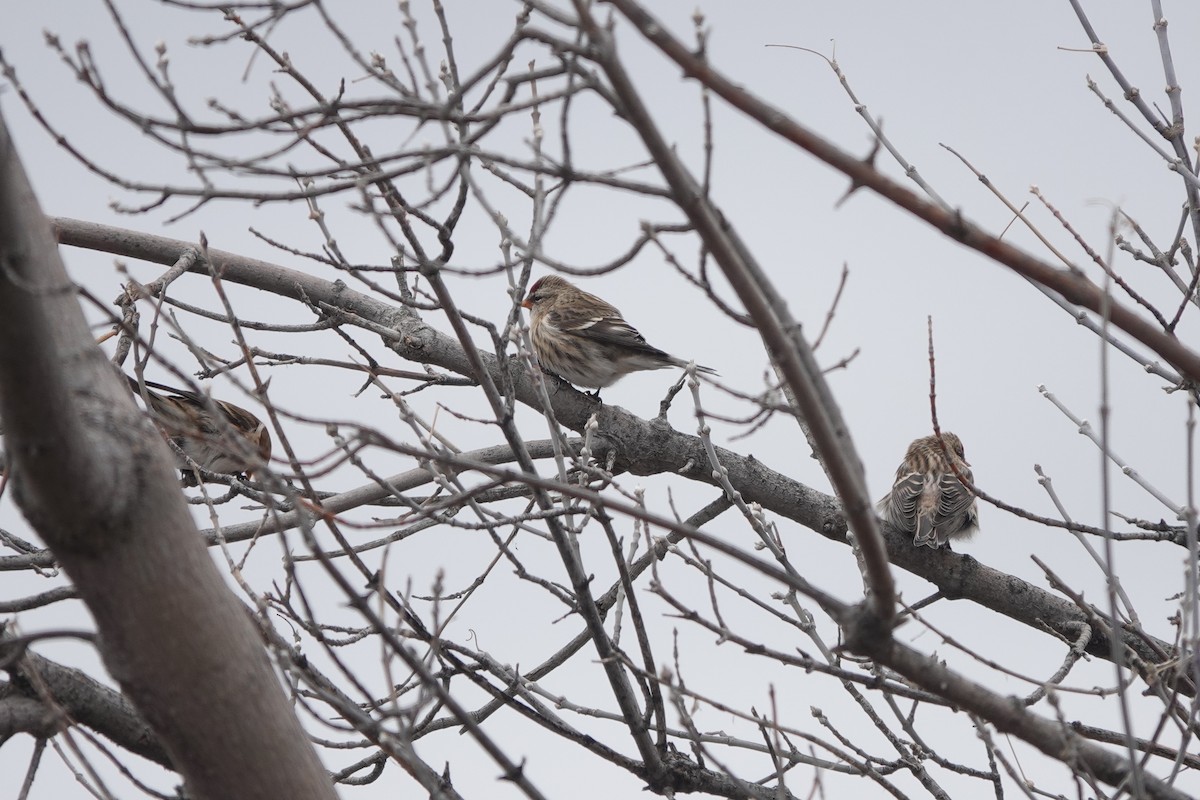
[880, 472, 924, 532]
[132, 375, 263, 440]
[127, 377, 198, 431]
[546, 308, 673, 358]
[934, 471, 975, 523]
[134, 377, 213, 417]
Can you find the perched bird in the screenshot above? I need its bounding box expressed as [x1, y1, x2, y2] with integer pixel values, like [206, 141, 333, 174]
[877, 432, 979, 548]
[521, 275, 716, 394]
[125, 373, 272, 483]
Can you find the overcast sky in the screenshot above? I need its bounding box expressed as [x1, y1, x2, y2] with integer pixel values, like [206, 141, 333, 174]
[3, 2, 1200, 798]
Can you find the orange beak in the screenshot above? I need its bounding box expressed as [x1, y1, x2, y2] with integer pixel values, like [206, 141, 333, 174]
[521, 298, 533, 309]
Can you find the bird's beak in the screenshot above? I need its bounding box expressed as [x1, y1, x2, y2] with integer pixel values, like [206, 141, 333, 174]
[520, 298, 533, 309]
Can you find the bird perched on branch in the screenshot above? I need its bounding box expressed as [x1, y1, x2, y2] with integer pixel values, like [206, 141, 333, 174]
[521, 275, 717, 395]
[125, 373, 272, 484]
[877, 432, 979, 548]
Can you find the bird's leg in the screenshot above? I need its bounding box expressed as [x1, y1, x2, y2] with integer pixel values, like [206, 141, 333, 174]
[542, 367, 602, 401]
[541, 366, 574, 390]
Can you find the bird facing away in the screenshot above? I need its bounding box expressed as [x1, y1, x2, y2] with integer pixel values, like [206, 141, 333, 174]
[877, 432, 979, 548]
[521, 275, 717, 393]
[125, 373, 272, 483]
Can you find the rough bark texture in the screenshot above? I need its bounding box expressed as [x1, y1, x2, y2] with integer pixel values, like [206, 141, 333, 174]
[0, 113, 336, 800]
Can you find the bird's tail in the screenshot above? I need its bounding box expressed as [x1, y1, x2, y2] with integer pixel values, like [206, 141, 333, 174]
[123, 372, 166, 408]
[670, 359, 719, 377]
[912, 515, 939, 548]
[125, 372, 191, 397]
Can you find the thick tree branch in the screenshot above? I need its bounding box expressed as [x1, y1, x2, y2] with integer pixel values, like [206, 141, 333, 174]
[572, 0, 895, 626]
[847, 607, 1194, 800]
[6, 645, 172, 768]
[605, 0, 1200, 389]
[0, 116, 335, 800]
[47, 217, 1183, 693]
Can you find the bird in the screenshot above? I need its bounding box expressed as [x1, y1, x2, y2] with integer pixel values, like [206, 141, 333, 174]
[877, 432, 979, 548]
[125, 373, 272, 484]
[520, 274, 717, 395]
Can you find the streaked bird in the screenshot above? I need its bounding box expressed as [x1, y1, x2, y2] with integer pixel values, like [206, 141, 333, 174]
[125, 373, 272, 483]
[877, 432, 979, 548]
[521, 275, 716, 394]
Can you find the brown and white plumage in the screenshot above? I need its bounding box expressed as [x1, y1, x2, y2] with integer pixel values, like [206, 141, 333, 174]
[126, 374, 272, 483]
[877, 432, 979, 548]
[521, 275, 716, 391]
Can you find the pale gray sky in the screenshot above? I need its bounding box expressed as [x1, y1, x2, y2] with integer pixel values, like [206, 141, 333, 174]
[2, 2, 1199, 798]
